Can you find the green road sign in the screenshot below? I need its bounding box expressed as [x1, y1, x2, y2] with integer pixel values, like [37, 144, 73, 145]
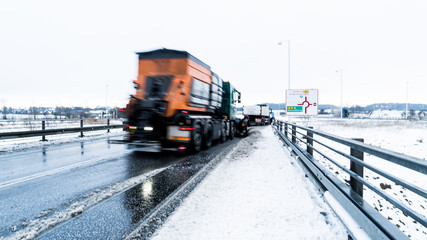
[287, 106, 303, 112]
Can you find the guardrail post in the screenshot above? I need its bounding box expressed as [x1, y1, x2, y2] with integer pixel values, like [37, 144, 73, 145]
[41, 121, 47, 141]
[284, 122, 288, 138]
[292, 124, 296, 143]
[307, 126, 313, 156]
[80, 119, 84, 138]
[350, 138, 364, 197]
[107, 119, 110, 133]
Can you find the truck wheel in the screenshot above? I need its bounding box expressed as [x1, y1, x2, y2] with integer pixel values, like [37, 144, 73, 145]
[202, 124, 213, 149]
[229, 121, 235, 140]
[220, 121, 227, 143]
[243, 127, 249, 137]
[191, 124, 202, 153]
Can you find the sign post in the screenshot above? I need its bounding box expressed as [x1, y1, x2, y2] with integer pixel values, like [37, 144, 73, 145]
[286, 89, 319, 116]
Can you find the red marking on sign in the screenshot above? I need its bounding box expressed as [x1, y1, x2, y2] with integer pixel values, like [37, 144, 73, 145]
[298, 96, 312, 114]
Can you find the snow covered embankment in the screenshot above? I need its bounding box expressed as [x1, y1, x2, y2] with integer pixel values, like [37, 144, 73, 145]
[151, 126, 347, 239]
[304, 119, 427, 239]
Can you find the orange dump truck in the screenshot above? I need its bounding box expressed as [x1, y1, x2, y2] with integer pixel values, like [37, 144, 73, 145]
[123, 48, 245, 152]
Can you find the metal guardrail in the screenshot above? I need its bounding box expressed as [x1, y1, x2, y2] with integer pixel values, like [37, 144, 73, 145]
[0, 119, 124, 141]
[273, 120, 426, 240]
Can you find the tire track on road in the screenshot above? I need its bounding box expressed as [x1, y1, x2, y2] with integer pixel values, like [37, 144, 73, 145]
[3, 167, 166, 240]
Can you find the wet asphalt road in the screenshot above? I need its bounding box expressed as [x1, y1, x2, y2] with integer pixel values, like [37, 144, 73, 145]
[0, 137, 238, 239]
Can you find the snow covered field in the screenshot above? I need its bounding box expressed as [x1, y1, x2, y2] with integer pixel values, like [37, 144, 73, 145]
[0, 118, 124, 153]
[0, 130, 125, 153]
[0, 117, 123, 133]
[276, 117, 427, 239]
[310, 118, 426, 160]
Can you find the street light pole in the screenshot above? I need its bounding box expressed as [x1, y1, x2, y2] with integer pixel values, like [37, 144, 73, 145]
[406, 81, 409, 120]
[336, 70, 343, 119]
[106, 84, 108, 119]
[278, 40, 291, 121]
[287, 40, 291, 122]
[340, 70, 343, 119]
[287, 40, 290, 90]
[278, 40, 291, 90]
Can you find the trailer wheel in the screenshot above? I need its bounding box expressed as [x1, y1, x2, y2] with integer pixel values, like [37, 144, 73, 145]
[229, 121, 235, 140]
[191, 124, 202, 152]
[202, 124, 213, 149]
[220, 121, 227, 143]
[243, 127, 248, 137]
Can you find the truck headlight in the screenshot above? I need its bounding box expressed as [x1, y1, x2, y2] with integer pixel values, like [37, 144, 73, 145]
[144, 126, 154, 131]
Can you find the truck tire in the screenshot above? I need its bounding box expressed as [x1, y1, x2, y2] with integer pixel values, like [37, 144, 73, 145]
[220, 121, 227, 143]
[202, 124, 213, 149]
[191, 124, 202, 153]
[229, 121, 235, 140]
[243, 127, 248, 137]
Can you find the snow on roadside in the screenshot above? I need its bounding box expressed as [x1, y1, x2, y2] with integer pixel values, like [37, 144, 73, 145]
[276, 118, 427, 239]
[311, 119, 427, 160]
[151, 126, 348, 239]
[311, 119, 427, 239]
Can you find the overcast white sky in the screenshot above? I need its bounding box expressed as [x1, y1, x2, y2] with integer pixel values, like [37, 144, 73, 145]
[1, 0, 427, 108]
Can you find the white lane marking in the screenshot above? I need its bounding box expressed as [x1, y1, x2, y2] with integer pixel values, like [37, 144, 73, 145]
[0, 150, 132, 190]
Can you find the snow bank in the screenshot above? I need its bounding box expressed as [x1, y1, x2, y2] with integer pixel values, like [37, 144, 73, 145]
[370, 110, 403, 119]
[151, 127, 348, 239]
[276, 118, 427, 239]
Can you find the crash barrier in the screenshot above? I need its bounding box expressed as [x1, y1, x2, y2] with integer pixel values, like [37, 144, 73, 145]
[0, 119, 124, 141]
[273, 120, 426, 240]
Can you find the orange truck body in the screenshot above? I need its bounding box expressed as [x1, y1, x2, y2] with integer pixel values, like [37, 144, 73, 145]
[123, 48, 242, 152]
[128, 50, 213, 118]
